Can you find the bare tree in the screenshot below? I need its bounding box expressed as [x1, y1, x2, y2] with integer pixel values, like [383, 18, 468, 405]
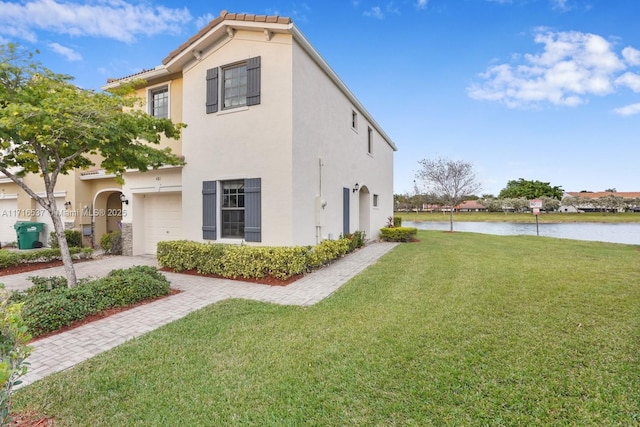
[416, 158, 481, 231]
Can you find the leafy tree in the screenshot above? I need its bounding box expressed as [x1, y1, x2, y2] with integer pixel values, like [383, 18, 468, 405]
[499, 178, 563, 200]
[416, 158, 481, 231]
[604, 188, 617, 193]
[0, 44, 184, 287]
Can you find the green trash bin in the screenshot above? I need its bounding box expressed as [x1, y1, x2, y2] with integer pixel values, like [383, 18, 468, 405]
[14, 221, 45, 250]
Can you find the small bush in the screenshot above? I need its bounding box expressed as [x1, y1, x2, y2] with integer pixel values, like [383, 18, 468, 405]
[379, 227, 417, 242]
[343, 231, 367, 252]
[100, 231, 122, 255]
[394, 216, 402, 227]
[14, 266, 170, 338]
[0, 289, 32, 426]
[49, 230, 83, 249]
[0, 248, 92, 271]
[0, 252, 20, 270]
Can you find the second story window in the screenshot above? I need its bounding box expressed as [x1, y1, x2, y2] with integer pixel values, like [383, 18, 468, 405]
[150, 86, 169, 119]
[207, 56, 261, 114]
[223, 64, 248, 109]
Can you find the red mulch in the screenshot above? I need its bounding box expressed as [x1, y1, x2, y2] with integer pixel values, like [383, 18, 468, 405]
[27, 288, 182, 344]
[160, 267, 303, 286]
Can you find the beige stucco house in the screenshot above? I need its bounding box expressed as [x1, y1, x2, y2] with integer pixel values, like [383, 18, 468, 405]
[0, 10, 396, 254]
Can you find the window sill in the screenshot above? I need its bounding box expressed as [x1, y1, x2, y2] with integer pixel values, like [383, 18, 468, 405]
[217, 106, 249, 116]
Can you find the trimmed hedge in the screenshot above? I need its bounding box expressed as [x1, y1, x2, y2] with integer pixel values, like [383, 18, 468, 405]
[379, 227, 418, 242]
[0, 247, 94, 270]
[157, 236, 359, 280]
[12, 266, 170, 337]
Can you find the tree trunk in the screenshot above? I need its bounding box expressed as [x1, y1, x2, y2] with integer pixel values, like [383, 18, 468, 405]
[47, 200, 78, 288]
[449, 209, 454, 232]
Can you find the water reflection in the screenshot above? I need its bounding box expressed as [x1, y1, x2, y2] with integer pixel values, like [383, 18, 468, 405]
[403, 221, 640, 245]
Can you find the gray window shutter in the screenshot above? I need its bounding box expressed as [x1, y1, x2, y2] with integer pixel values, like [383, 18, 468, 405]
[343, 187, 350, 235]
[206, 68, 218, 113]
[244, 178, 261, 242]
[202, 181, 217, 240]
[246, 56, 261, 106]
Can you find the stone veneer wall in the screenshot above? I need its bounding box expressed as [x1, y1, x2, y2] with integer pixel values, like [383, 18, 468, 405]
[121, 222, 133, 256]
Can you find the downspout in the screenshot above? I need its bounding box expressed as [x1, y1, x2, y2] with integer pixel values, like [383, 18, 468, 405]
[315, 157, 324, 244]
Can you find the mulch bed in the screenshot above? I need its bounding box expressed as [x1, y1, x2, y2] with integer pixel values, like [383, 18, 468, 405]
[27, 288, 182, 344]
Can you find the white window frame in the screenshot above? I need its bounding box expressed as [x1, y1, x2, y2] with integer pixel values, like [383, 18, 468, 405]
[148, 83, 170, 119]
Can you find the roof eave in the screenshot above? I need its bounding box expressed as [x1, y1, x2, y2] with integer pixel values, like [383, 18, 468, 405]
[162, 19, 294, 73]
[102, 66, 170, 91]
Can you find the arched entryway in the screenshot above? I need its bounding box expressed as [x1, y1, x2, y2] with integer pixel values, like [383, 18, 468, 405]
[92, 189, 124, 248]
[358, 185, 371, 238]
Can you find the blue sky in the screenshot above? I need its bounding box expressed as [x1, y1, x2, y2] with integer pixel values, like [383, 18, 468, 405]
[1, 0, 639, 196]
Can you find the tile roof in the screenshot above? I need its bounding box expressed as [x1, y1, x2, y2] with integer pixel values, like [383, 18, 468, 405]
[106, 10, 292, 84]
[456, 200, 486, 209]
[162, 10, 292, 66]
[567, 192, 640, 199]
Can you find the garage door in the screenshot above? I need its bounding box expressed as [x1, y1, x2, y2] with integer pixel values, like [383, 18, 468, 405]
[143, 193, 182, 254]
[0, 199, 18, 245]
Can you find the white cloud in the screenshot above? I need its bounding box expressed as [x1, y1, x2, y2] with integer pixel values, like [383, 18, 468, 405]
[364, 6, 384, 19]
[615, 72, 640, 92]
[468, 29, 633, 108]
[48, 42, 82, 61]
[0, 0, 192, 43]
[622, 46, 640, 66]
[612, 103, 640, 116]
[551, 0, 571, 11]
[195, 13, 216, 29]
[416, 0, 428, 9]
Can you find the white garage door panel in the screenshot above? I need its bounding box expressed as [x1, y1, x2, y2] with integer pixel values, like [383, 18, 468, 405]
[0, 199, 18, 244]
[144, 193, 182, 254]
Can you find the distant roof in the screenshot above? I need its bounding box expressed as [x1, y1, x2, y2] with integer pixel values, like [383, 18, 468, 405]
[456, 200, 486, 209]
[567, 192, 640, 199]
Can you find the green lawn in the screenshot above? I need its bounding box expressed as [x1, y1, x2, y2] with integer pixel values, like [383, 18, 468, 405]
[14, 231, 640, 426]
[398, 211, 640, 223]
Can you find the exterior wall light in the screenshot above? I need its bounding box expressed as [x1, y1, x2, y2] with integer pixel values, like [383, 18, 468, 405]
[353, 183, 360, 193]
[120, 193, 129, 205]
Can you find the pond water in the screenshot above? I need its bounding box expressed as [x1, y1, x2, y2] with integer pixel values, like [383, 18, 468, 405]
[403, 220, 640, 245]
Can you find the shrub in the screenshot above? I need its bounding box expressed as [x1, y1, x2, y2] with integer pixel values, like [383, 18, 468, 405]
[49, 230, 83, 249]
[379, 227, 417, 242]
[306, 239, 351, 269]
[98, 266, 170, 307]
[14, 266, 170, 338]
[0, 248, 93, 271]
[0, 289, 31, 426]
[394, 216, 402, 227]
[0, 253, 20, 270]
[158, 237, 357, 281]
[343, 231, 367, 251]
[100, 231, 122, 255]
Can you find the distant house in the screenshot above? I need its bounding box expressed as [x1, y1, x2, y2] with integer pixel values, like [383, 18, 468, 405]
[455, 200, 487, 212]
[560, 192, 640, 213]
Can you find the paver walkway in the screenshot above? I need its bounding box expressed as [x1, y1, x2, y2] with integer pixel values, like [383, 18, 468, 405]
[1, 242, 397, 388]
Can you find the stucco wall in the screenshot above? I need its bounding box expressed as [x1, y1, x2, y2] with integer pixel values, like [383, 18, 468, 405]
[180, 30, 295, 245]
[291, 41, 394, 243]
